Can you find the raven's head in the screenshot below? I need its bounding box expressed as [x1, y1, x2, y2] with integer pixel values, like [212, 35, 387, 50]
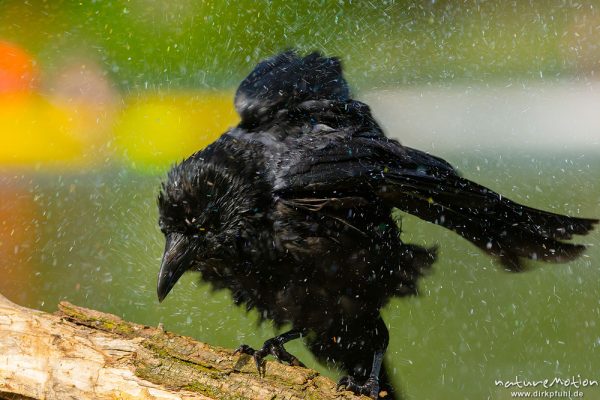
[156, 155, 260, 302]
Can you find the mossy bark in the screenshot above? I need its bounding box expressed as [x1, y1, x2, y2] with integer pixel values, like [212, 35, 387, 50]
[0, 293, 366, 400]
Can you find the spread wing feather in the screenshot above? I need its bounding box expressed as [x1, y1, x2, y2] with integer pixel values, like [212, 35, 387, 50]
[277, 135, 597, 270]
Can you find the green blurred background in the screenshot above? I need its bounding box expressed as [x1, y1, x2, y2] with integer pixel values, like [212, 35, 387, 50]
[1, 1, 599, 399]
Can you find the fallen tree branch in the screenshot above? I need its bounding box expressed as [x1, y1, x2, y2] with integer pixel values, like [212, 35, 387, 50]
[0, 293, 366, 400]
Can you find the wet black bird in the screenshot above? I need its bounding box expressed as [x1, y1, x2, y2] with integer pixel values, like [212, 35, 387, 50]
[156, 51, 597, 399]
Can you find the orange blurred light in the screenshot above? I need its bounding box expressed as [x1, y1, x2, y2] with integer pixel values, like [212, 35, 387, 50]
[0, 40, 37, 94]
[0, 57, 120, 168]
[0, 184, 39, 305]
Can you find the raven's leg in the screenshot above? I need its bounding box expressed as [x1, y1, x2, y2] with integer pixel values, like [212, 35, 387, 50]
[234, 329, 305, 373]
[337, 317, 391, 399]
[337, 351, 385, 398]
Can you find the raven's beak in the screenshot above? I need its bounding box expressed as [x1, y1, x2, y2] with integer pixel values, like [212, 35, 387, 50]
[157, 232, 194, 302]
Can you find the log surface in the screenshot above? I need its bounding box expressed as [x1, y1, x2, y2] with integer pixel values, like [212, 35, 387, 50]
[0, 293, 366, 400]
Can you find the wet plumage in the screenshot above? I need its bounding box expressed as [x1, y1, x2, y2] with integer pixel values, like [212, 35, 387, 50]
[156, 51, 597, 399]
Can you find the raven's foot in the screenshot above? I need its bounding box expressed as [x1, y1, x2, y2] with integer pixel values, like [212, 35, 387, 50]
[233, 338, 305, 376]
[337, 376, 381, 399]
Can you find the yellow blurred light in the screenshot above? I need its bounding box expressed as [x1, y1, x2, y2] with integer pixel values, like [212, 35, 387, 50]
[0, 93, 83, 166]
[114, 92, 239, 172]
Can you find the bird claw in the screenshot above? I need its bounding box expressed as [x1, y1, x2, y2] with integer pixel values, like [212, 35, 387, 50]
[233, 344, 255, 356]
[337, 376, 380, 399]
[233, 344, 264, 375]
[233, 339, 305, 377]
[262, 338, 305, 367]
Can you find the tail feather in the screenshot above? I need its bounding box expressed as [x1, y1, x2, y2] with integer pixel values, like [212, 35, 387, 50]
[235, 50, 349, 126]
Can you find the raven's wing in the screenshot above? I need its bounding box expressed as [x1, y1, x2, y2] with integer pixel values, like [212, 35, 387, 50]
[275, 133, 598, 270]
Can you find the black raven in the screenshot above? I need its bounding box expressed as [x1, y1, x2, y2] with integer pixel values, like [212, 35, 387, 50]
[156, 51, 597, 399]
